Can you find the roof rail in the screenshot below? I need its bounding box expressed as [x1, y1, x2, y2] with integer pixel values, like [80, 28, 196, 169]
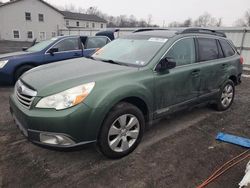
[133, 28, 168, 33]
[180, 28, 226, 37]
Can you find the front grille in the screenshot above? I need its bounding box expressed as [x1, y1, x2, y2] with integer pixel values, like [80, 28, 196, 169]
[15, 80, 37, 109]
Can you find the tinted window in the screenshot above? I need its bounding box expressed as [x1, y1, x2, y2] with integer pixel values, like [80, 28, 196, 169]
[219, 39, 235, 57]
[86, 37, 108, 49]
[217, 40, 224, 58]
[53, 38, 80, 52]
[197, 38, 219, 61]
[166, 38, 196, 66]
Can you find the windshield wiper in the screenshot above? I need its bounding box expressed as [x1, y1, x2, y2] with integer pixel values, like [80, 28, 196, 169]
[85, 56, 96, 60]
[100, 59, 128, 66]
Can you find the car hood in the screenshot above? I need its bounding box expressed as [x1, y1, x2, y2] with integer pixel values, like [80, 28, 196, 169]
[21, 58, 137, 96]
[0, 51, 33, 60]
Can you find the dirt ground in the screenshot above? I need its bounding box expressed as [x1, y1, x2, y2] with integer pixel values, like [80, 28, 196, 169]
[0, 77, 250, 188]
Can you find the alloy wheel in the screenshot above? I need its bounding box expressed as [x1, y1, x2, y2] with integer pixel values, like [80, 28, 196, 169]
[108, 114, 140, 153]
[221, 84, 234, 108]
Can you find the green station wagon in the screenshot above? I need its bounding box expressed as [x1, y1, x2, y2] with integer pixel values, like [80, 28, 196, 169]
[10, 28, 243, 158]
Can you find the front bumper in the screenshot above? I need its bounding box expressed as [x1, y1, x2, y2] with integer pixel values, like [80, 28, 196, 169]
[0, 71, 13, 85]
[9, 94, 102, 148]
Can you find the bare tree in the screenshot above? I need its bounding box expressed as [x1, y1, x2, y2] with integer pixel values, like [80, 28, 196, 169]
[234, 9, 250, 26]
[86, 6, 100, 15]
[193, 12, 223, 27]
[77, 7, 86, 14]
[64, 4, 77, 12]
[60, 5, 159, 28]
[216, 18, 223, 27]
[147, 14, 152, 27]
[168, 18, 192, 27]
[193, 12, 212, 27]
[245, 9, 250, 26]
[129, 15, 137, 27]
[138, 19, 147, 27]
[182, 18, 192, 27]
[168, 21, 182, 27]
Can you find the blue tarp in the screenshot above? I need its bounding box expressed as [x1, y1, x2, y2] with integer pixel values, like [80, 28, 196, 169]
[216, 132, 250, 148]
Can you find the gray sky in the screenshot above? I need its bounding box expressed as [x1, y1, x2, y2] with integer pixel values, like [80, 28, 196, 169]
[3, 0, 250, 26]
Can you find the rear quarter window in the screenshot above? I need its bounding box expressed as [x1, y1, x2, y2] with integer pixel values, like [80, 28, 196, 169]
[219, 39, 235, 57]
[86, 37, 109, 49]
[197, 38, 219, 62]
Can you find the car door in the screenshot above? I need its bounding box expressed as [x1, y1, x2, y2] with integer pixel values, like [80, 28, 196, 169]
[44, 37, 83, 63]
[195, 37, 226, 98]
[83, 36, 110, 57]
[154, 37, 201, 118]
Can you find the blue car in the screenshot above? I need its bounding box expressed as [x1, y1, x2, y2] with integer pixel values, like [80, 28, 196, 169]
[0, 30, 116, 85]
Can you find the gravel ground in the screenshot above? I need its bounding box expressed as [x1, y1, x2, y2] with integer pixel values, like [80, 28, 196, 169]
[0, 77, 249, 188]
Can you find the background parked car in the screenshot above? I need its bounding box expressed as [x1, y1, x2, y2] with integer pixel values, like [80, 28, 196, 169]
[0, 30, 117, 85]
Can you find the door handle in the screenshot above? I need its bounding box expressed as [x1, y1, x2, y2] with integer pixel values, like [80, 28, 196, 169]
[191, 69, 200, 77]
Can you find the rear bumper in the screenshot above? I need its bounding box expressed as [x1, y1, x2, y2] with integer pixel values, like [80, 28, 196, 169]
[237, 74, 242, 85]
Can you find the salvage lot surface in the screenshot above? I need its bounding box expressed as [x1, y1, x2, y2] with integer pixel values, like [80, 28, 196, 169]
[0, 78, 249, 188]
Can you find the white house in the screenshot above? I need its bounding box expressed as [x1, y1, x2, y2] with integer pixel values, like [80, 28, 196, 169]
[0, 0, 107, 41]
[62, 11, 107, 30]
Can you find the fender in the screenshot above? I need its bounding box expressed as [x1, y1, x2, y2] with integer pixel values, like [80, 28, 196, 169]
[83, 83, 154, 139]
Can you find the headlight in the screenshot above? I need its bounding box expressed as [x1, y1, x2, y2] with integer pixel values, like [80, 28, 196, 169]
[36, 82, 95, 110]
[0, 60, 8, 69]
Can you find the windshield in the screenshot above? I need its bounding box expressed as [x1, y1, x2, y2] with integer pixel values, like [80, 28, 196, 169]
[92, 37, 167, 66]
[26, 38, 58, 52]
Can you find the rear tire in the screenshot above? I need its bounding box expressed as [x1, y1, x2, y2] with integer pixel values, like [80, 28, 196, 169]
[98, 102, 145, 159]
[215, 80, 235, 111]
[14, 65, 34, 82]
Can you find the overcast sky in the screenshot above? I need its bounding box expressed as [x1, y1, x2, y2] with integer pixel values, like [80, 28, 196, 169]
[3, 0, 250, 26]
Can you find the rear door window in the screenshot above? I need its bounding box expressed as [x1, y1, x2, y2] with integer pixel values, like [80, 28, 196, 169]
[53, 38, 80, 52]
[166, 38, 196, 66]
[85, 37, 109, 49]
[219, 39, 235, 57]
[197, 38, 219, 62]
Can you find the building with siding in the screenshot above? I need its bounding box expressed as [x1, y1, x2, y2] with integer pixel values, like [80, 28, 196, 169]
[0, 0, 107, 41]
[62, 11, 107, 30]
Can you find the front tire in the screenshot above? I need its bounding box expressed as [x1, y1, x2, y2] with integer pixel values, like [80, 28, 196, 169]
[98, 102, 145, 159]
[215, 80, 235, 111]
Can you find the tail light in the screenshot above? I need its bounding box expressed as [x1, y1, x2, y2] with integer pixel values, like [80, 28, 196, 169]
[240, 56, 244, 64]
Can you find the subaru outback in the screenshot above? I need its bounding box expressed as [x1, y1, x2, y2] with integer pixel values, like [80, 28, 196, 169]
[9, 28, 243, 158]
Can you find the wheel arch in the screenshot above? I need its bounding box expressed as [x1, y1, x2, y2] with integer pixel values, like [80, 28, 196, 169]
[13, 62, 36, 82]
[95, 95, 152, 140]
[228, 75, 238, 85]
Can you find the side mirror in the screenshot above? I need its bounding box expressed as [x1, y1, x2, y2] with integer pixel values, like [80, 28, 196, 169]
[156, 57, 176, 72]
[48, 48, 58, 56]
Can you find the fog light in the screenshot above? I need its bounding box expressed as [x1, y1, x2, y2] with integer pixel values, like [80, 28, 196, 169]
[40, 133, 75, 146]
